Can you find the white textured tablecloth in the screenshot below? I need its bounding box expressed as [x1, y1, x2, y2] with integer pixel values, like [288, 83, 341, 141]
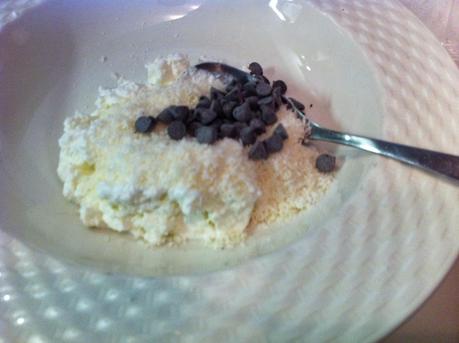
[385, 2, 459, 342]
[400, 0, 459, 64]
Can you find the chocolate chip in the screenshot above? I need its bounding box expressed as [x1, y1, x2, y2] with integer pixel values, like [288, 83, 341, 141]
[210, 87, 224, 100]
[157, 107, 174, 124]
[220, 123, 236, 138]
[222, 101, 238, 118]
[233, 122, 247, 138]
[249, 141, 268, 160]
[187, 121, 202, 137]
[272, 80, 287, 94]
[135, 116, 156, 133]
[198, 108, 218, 125]
[243, 82, 257, 97]
[272, 87, 283, 109]
[315, 154, 336, 173]
[265, 133, 283, 154]
[210, 118, 224, 130]
[274, 124, 288, 140]
[224, 87, 242, 103]
[233, 103, 253, 122]
[197, 96, 211, 108]
[287, 97, 305, 111]
[243, 81, 257, 92]
[240, 126, 256, 146]
[171, 106, 189, 122]
[210, 100, 223, 116]
[243, 89, 257, 98]
[167, 121, 186, 140]
[248, 62, 263, 76]
[256, 82, 272, 97]
[186, 109, 197, 123]
[245, 96, 259, 110]
[261, 105, 277, 125]
[250, 118, 266, 135]
[196, 126, 218, 144]
[257, 96, 274, 107]
[255, 74, 270, 85]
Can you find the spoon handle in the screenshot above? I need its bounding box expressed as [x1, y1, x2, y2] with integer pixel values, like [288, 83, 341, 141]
[310, 125, 459, 181]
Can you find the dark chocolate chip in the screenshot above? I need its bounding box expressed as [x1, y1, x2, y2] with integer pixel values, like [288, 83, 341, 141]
[243, 81, 257, 92]
[265, 133, 284, 154]
[135, 116, 156, 133]
[256, 82, 272, 97]
[240, 126, 256, 146]
[272, 80, 287, 94]
[287, 97, 306, 111]
[198, 108, 218, 125]
[167, 121, 186, 140]
[255, 74, 270, 84]
[315, 154, 336, 173]
[253, 109, 262, 119]
[257, 96, 274, 107]
[233, 122, 247, 138]
[274, 124, 288, 140]
[249, 141, 268, 160]
[234, 122, 247, 130]
[210, 100, 223, 117]
[250, 118, 266, 135]
[210, 118, 224, 130]
[233, 103, 253, 122]
[187, 121, 202, 137]
[248, 62, 263, 76]
[245, 96, 259, 110]
[222, 101, 238, 118]
[196, 126, 218, 144]
[186, 109, 197, 123]
[242, 82, 257, 97]
[197, 96, 211, 108]
[171, 106, 189, 122]
[243, 89, 257, 98]
[261, 105, 278, 125]
[210, 87, 225, 100]
[220, 123, 236, 138]
[224, 87, 242, 103]
[157, 107, 174, 124]
[272, 87, 283, 109]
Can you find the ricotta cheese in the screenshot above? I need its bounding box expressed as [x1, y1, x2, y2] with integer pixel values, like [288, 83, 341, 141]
[58, 54, 260, 247]
[57, 54, 334, 248]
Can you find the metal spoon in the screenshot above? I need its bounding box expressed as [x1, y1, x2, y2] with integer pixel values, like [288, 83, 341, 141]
[196, 62, 459, 181]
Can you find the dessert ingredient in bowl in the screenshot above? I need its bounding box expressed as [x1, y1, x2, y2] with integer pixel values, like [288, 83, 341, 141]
[57, 54, 335, 248]
[58, 54, 260, 247]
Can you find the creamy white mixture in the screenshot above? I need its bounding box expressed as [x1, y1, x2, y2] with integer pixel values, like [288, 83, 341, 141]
[58, 54, 334, 247]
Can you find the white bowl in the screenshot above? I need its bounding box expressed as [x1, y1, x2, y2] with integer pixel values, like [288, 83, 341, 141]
[0, 0, 381, 275]
[0, 1, 458, 342]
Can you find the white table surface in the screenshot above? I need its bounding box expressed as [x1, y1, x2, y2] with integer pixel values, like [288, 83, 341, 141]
[382, 1, 459, 342]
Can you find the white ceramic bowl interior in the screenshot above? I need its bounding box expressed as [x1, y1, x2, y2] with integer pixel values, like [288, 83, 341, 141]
[0, 0, 383, 276]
